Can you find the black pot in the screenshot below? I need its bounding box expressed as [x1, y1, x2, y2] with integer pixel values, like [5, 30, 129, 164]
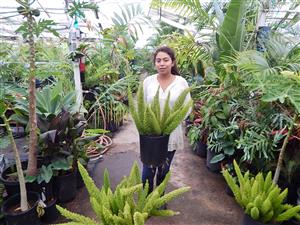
[206, 149, 221, 173]
[194, 141, 207, 158]
[83, 91, 96, 101]
[0, 161, 53, 199]
[242, 214, 275, 225]
[41, 198, 59, 223]
[54, 170, 77, 203]
[225, 184, 234, 197]
[139, 134, 170, 167]
[2, 192, 41, 225]
[76, 164, 88, 189]
[106, 121, 119, 133]
[282, 218, 300, 225]
[278, 178, 298, 205]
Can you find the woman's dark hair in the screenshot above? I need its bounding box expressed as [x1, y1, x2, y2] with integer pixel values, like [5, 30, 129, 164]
[153, 46, 180, 75]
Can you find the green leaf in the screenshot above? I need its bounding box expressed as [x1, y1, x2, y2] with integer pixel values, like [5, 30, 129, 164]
[215, 111, 226, 120]
[0, 101, 6, 116]
[210, 153, 225, 163]
[25, 175, 37, 183]
[224, 147, 235, 156]
[0, 136, 10, 149]
[51, 159, 70, 171]
[39, 165, 53, 184]
[218, 0, 246, 53]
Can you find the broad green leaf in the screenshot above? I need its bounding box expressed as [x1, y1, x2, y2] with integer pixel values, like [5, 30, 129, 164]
[218, 0, 246, 54]
[210, 153, 225, 163]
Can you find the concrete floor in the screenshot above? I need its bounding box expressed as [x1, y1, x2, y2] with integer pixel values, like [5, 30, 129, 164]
[62, 117, 244, 225]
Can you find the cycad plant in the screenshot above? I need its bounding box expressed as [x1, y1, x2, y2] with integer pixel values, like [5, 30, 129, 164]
[56, 161, 190, 225]
[128, 82, 193, 136]
[223, 160, 300, 224]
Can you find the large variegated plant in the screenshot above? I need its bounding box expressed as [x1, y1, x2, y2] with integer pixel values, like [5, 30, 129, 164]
[128, 82, 193, 136]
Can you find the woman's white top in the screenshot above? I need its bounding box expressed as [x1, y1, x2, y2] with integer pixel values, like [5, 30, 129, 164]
[143, 74, 191, 151]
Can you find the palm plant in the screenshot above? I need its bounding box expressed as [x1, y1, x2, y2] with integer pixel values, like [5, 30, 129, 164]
[87, 75, 138, 129]
[150, 0, 212, 29]
[160, 32, 211, 81]
[110, 3, 154, 42]
[226, 34, 300, 77]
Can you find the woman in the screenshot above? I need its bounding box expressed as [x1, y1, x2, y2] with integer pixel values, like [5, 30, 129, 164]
[142, 46, 191, 194]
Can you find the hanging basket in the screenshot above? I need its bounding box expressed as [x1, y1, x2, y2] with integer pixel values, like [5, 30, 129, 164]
[139, 134, 170, 167]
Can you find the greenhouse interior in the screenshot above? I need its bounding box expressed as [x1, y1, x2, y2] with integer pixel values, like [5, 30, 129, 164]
[0, 0, 300, 225]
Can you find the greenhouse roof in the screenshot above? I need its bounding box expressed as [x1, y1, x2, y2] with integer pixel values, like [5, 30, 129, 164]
[0, 0, 153, 41]
[1, 0, 300, 43]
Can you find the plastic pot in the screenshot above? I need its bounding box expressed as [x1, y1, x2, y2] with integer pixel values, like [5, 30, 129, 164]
[206, 149, 221, 173]
[2, 192, 41, 225]
[41, 197, 59, 223]
[282, 219, 300, 225]
[54, 170, 77, 203]
[225, 184, 234, 197]
[106, 121, 119, 133]
[76, 164, 88, 189]
[139, 134, 170, 167]
[0, 161, 52, 199]
[194, 141, 207, 158]
[242, 214, 276, 225]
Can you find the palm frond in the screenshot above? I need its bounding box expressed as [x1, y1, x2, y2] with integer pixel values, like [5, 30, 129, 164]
[162, 32, 212, 70]
[151, 0, 210, 28]
[111, 3, 153, 41]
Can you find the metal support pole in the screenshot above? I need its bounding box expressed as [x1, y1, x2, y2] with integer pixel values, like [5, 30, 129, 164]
[73, 60, 83, 106]
[69, 26, 83, 107]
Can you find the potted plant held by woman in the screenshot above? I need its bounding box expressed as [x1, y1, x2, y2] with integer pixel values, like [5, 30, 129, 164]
[128, 82, 192, 167]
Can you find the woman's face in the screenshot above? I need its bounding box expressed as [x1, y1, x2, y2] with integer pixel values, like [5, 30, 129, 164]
[154, 51, 174, 76]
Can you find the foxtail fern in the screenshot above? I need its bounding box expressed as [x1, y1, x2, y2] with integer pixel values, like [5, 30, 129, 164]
[55, 161, 190, 225]
[128, 82, 193, 136]
[223, 160, 300, 224]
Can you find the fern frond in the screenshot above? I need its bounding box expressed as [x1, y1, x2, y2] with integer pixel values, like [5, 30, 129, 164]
[163, 99, 193, 135]
[160, 92, 171, 129]
[154, 187, 191, 209]
[128, 87, 142, 132]
[137, 82, 145, 124]
[133, 212, 148, 225]
[172, 87, 192, 112]
[78, 162, 102, 201]
[151, 209, 179, 217]
[56, 205, 99, 225]
[151, 87, 161, 121]
[103, 168, 111, 194]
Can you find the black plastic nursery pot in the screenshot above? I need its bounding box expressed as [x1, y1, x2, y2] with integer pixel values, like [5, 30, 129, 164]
[242, 214, 277, 225]
[194, 141, 207, 158]
[76, 163, 88, 189]
[54, 170, 77, 203]
[41, 197, 59, 223]
[225, 183, 234, 197]
[282, 218, 300, 225]
[0, 162, 53, 200]
[206, 149, 221, 173]
[2, 192, 41, 225]
[139, 134, 170, 167]
[106, 121, 119, 133]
